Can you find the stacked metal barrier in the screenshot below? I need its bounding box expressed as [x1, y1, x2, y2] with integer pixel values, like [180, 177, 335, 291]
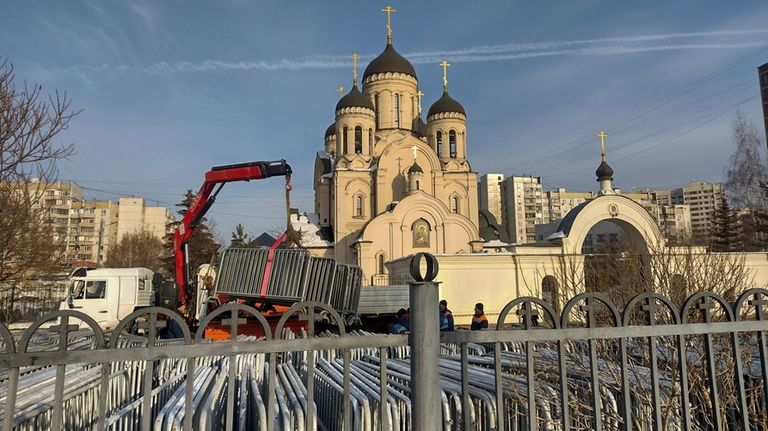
[213, 247, 362, 318]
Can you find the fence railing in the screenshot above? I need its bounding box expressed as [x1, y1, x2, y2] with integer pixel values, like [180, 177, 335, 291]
[1, 253, 768, 430]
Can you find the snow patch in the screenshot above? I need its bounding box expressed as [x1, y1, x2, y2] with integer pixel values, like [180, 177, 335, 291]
[290, 213, 333, 247]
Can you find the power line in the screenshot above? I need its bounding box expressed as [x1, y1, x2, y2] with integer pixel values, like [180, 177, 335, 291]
[503, 46, 768, 175]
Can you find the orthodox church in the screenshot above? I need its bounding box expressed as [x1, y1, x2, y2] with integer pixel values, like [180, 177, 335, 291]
[304, 10, 482, 284]
[292, 8, 768, 322]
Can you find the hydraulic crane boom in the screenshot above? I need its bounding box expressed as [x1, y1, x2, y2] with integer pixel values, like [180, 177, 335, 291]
[173, 160, 292, 305]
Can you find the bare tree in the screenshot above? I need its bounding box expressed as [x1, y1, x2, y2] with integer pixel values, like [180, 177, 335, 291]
[535, 241, 760, 429]
[726, 111, 767, 211]
[0, 58, 78, 322]
[105, 230, 164, 272]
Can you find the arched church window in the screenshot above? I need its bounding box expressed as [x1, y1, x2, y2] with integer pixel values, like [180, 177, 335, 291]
[412, 219, 430, 248]
[416, 180, 420, 190]
[450, 196, 459, 214]
[374, 93, 380, 128]
[342, 126, 349, 154]
[354, 126, 362, 154]
[354, 195, 364, 217]
[436, 131, 443, 156]
[449, 130, 457, 158]
[377, 253, 386, 274]
[394, 94, 400, 128]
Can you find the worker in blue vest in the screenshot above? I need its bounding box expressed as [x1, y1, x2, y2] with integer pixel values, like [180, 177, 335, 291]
[391, 308, 410, 334]
[440, 299, 454, 331]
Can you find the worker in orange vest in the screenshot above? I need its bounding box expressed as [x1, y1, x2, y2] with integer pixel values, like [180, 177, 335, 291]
[471, 303, 488, 330]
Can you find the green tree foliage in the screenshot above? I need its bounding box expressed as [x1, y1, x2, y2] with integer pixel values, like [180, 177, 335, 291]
[711, 196, 743, 252]
[163, 189, 221, 279]
[230, 223, 252, 247]
[105, 230, 164, 271]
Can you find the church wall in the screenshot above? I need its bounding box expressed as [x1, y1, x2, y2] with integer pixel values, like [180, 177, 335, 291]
[335, 110, 375, 156]
[439, 172, 479, 229]
[373, 137, 440, 214]
[356, 198, 478, 284]
[427, 116, 467, 160]
[386, 250, 568, 325]
[387, 248, 768, 327]
[324, 135, 336, 156]
[315, 181, 330, 226]
[332, 170, 373, 265]
[743, 252, 768, 288]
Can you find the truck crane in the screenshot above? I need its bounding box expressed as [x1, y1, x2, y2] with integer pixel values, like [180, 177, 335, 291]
[172, 159, 296, 310]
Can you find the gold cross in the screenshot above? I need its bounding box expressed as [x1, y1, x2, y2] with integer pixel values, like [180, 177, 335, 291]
[382, 6, 396, 43]
[352, 52, 360, 85]
[439, 61, 451, 92]
[416, 90, 424, 115]
[597, 130, 608, 161]
[412, 145, 418, 161]
[336, 86, 345, 96]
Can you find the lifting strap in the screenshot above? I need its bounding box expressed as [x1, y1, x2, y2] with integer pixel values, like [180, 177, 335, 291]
[284, 175, 303, 248]
[260, 175, 303, 297]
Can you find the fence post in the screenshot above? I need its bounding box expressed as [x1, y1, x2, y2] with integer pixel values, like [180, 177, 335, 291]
[408, 253, 441, 431]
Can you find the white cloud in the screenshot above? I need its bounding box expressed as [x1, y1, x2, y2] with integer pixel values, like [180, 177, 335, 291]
[60, 28, 768, 76]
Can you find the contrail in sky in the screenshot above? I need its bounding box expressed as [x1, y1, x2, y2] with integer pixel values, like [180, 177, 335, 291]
[77, 28, 768, 75]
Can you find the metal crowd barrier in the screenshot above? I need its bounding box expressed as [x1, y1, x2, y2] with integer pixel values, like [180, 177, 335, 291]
[2, 280, 768, 430]
[213, 248, 363, 317]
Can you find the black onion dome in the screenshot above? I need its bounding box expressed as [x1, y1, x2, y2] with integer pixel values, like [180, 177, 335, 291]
[324, 123, 336, 138]
[363, 43, 417, 80]
[427, 91, 466, 117]
[408, 161, 423, 174]
[411, 116, 428, 137]
[596, 160, 614, 181]
[335, 85, 374, 111]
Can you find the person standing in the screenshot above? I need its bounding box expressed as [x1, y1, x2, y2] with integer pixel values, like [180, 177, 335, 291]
[391, 308, 410, 334]
[471, 303, 488, 330]
[440, 300, 454, 331]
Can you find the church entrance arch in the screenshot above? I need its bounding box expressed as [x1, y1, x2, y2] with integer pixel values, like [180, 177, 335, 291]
[556, 195, 663, 293]
[557, 195, 663, 256]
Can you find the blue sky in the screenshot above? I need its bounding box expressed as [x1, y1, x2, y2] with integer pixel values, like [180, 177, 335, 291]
[2, 1, 768, 240]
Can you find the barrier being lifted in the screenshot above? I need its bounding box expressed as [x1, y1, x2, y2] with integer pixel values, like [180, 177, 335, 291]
[213, 247, 363, 318]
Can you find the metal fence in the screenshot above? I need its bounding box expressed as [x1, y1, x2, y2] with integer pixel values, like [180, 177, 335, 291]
[1, 253, 768, 430]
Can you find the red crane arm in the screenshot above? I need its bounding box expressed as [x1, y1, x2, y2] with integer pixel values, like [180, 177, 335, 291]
[173, 160, 292, 305]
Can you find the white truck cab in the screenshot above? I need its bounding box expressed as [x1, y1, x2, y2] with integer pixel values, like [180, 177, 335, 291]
[61, 267, 155, 331]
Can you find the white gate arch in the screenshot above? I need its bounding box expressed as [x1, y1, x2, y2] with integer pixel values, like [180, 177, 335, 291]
[556, 195, 663, 255]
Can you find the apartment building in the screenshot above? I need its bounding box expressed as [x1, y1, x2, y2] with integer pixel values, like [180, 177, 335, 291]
[117, 197, 173, 241]
[26, 181, 119, 265]
[656, 180, 723, 239]
[503, 176, 545, 244]
[479, 174, 505, 225]
[22, 181, 172, 266]
[542, 188, 595, 222]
